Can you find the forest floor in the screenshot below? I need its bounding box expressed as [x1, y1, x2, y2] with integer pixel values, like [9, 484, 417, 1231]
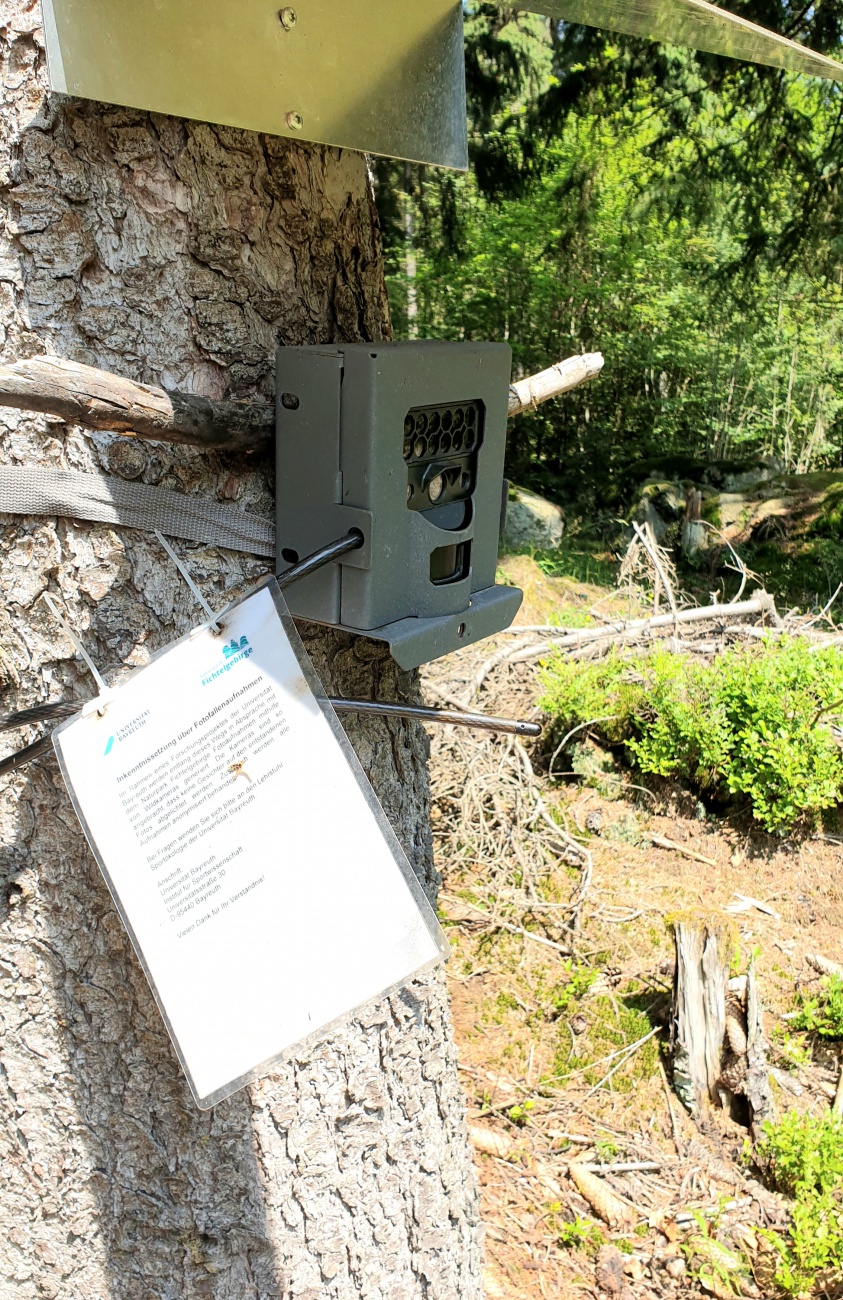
[421, 553, 843, 1300]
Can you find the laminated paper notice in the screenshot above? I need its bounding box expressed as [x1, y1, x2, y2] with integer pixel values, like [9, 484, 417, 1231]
[54, 580, 447, 1108]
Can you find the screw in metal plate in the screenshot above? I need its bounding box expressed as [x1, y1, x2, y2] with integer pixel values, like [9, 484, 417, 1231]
[278, 7, 297, 29]
[286, 111, 304, 131]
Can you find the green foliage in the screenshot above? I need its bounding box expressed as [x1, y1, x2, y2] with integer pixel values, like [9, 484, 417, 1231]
[792, 975, 843, 1039]
[551, 992, 658, 1088]
[771, 1025, 812, 1071]
[549, 961, 596, 1016]
[554, 1215, 605, 1255]
[540, 639, 843, 832]
[532, 534, 619, 589]
[755, 1112, 843, 1294]
[744, 538, 843, 610]
[377, 15, 843, 509]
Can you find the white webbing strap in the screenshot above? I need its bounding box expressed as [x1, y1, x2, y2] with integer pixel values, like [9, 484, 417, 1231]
[0, 465, 275, 557]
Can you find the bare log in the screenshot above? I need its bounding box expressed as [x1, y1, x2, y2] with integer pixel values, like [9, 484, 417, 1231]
[508, 352, 604, 417]
[0, 355, 274, 452]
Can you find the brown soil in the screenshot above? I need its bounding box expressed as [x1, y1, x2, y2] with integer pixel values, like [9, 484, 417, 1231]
[422, 556, 843, 1300]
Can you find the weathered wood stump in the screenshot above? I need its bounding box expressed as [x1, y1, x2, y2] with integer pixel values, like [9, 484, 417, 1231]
[681, 486, 704, 557]
[671, 915, 733, 1115]
[671, 915, 773, 1135]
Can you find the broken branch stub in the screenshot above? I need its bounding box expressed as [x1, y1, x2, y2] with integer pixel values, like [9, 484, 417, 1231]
[0, 351, 603, 452]
[0, 355, 274, 452]
[507, 352, 604, 418]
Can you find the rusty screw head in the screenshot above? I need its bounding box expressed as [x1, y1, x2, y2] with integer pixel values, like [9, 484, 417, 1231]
[278, 7, 297, 29]
[285, 111, 304, 131]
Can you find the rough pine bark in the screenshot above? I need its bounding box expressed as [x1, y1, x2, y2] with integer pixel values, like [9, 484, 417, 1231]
[0, 3, 483, 1296]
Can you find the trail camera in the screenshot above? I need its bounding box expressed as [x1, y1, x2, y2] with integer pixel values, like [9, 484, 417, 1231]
[275, 342, 522, 669]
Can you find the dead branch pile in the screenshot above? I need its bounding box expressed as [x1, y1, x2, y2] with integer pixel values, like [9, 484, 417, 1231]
[430, 720, 592, 955]
[473, 531, 843, 673]
[424, 630, 594, 954]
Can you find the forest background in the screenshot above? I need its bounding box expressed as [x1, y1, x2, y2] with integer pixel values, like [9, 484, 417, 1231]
[374, 1, 843, 522]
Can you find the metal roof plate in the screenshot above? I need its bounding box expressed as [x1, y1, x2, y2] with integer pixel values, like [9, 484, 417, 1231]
[41, 0, 468, 169]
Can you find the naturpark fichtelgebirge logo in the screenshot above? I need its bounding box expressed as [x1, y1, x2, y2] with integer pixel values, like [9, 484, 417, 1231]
[201, 635, 253, 686]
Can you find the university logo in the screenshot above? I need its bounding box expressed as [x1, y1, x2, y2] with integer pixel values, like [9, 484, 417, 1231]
[223, 636, 250, 659]
[104, 736, 115, 756]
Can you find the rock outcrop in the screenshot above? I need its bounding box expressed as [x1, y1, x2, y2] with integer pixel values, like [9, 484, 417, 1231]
[503, 485, 565, 550]
[629, 455, 843, 554]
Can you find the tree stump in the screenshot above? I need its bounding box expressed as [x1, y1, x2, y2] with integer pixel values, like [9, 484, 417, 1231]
[745, 957, 775, 1139]
[671, 916, 774, 1134]
[671, 915, 733, 1115]
[681, 487, 705, 558]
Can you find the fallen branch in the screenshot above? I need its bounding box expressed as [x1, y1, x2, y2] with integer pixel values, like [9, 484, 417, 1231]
[466, 634, 538, 704]
[508, 352, 604, 417]
[507, 592, 781, 664]
[580, 1026, 661, 1101]
[439, 892, 572, 954]
[724, 893, 780, 919]
[580, 1161, 662, 1174]
[651, 834, 717, 867]
[806, 953, 843, 979]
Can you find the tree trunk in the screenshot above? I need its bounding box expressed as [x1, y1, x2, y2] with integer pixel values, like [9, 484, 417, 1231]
[0, 7, 482, 1297]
